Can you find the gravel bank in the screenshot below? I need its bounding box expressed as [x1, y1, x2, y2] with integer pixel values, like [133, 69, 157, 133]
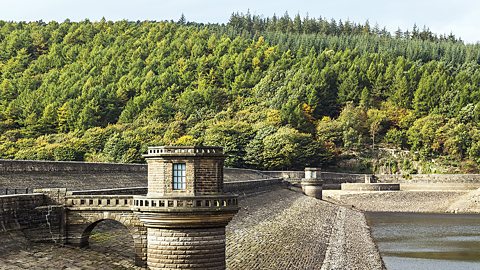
[324, 190, 467, 212]
[447, 188, 480, 213]
[321, 207, 385, 270]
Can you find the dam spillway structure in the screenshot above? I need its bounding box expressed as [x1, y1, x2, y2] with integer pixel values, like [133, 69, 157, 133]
[132, 146, 239, 270]
[301, 167, 323, 199]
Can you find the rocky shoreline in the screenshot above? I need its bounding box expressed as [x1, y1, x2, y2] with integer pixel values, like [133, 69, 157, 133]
[323, 189, 475, 213]
[320, 206, 385, 270]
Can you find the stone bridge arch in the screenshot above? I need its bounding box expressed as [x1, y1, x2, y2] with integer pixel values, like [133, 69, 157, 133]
[66, 210, 147, 267]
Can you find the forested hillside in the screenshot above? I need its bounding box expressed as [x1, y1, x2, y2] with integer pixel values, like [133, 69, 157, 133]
[0, 14, 479, 172]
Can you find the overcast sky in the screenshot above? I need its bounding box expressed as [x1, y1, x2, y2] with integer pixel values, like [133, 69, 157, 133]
[0, 0, 478, 43]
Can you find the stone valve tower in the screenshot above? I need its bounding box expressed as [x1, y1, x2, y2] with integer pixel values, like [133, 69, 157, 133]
[301, 167, 323, 199]
[132, 146, 239, 270]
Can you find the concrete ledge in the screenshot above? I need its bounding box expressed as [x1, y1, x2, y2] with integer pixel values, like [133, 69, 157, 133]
[341, 183, 400, 191]
[400, 183, 479, 191]
[377, 173, 480, 183]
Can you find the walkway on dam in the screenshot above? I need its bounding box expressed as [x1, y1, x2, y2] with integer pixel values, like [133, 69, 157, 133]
[0, 186, 383, 270]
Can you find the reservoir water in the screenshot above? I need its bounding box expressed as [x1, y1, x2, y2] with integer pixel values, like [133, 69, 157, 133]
[365, 212, 480, 270]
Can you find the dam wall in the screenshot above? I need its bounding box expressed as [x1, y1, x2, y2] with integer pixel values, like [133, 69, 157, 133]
[0, 160, 279, 191]
[3, 159, 480, 192]
[0, 160, 147, 191]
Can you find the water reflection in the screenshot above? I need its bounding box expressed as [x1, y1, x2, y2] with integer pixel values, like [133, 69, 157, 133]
[366, 212, 480, 270]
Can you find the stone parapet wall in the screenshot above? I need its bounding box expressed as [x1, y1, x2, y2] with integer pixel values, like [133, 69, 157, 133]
[0, 172, 148, 191]
[261, 171, 305, 181]
[3, 159, 480, 191]
[0, 194, 45, 214]
[262, 171, 365, 185]
[224, 168, 273, 182]
[322, 172, 365, 184]
[69, 187, 148, 195]
[65, 178, 282, 195]
[341, 183, 400, 191]
[0, 160, 147, 191]
[0, 193, 64, 243]
[224, 178, 283, 193]
[0, 159, 146, 173]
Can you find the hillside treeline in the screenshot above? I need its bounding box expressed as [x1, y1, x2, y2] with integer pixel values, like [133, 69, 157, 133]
[0, 15, 479, 171]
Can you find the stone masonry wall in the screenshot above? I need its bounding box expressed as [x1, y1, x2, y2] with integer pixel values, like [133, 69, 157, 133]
[0, 159, 147, 191]
[0, 194, 64, 243]
[194, 158, 223, 194]
[0, 172, 148, 191]
[0, 160, 280, 192]
[224, 168, 272, 182]
[224, 178, 283, 193]
[147, 227, 226, 270]
[0, 194, 45, 232]
[69, 187, 148, 195]
[0, 159, 146, 173]
[261, 171, 305, 182]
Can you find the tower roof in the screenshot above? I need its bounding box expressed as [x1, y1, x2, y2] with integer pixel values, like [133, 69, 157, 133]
[143, 146, 224, 158]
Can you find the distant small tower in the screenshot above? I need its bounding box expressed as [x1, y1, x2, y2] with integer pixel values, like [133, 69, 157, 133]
[301, 167, 323, 199]
[133, 146, 239, 270]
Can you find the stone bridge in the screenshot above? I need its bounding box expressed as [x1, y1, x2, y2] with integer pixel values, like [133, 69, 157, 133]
[63, 192, 240, 268]
[64, 194, 147, 266]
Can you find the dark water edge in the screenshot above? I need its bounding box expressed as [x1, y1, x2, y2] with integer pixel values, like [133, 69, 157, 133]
[365, 212, 480, 270]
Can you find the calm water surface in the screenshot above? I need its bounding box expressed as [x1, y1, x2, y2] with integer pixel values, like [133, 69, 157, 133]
[366, 212, 480, 270]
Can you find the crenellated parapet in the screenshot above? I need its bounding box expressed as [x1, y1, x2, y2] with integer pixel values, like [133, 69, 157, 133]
[144, 146, 224, 157]
[132, 194, 238, 211]
[65, 195, 134, 210]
